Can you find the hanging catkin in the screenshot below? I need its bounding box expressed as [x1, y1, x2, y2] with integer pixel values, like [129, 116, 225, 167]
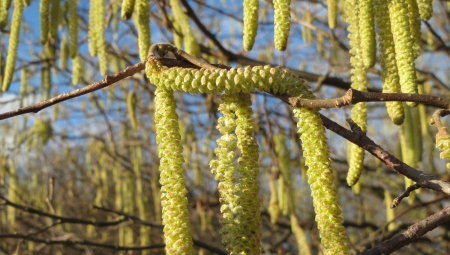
[243, 0, 259, 51]
[273, 0, 291, 50]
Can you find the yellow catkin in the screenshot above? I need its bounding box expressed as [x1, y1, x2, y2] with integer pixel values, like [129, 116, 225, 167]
[95, 0, 108, 75]
[233, 93, 261, 254]
[327, 0, 337, 29]
[170, 0, 200, 58]
[388, 0, 418, 105]
[7, 160, 16, 230]
[154, 88, 195, 254]
[417, 0, 433, 20]
[126, 90, 138, 129]
[170, 16, 183, 49]
[374, 0, 404, 125]
[68, 0, 79, 58]
[358, 0, 376, 68]
[243, 0, 259, 51]
[121, 0, 135, 20]
[71, 54, 80, 85]
[293, 107, 350, 255]
[268, 173, 281, 224]
[2, 0, 24, 92]
[49, 0, 60, 42]
[291, 214, 312, 255]
[405, 0, 421, 59]
[40, 0, 50, 44]
[0, 0, 12, 28]
[317, 33, 324, 57]
[40, 62, 51, 100]
[400, 105, 418, 204]
[274, 131, 292, 216]
[19, 67, 26, 107]
[273, 0, 291, 50]
[133, 0, 151, 61]
[303, 10, 313, 44]
[60, 33, 69, 70]
[345, 0, 368, 186]
[88, 0, 98, 56]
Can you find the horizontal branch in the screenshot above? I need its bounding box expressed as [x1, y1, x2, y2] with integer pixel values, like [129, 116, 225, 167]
[360, 205, 450, 255]
[283, 89, 450, 109]
[0, 194, 128, 227]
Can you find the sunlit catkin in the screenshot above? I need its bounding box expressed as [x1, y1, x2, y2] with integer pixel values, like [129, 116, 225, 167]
[126, 90, 138, 129]
[291, 214, 311, 255]
[273, 0, 291, 50]
[71, 54, 80, 85]
[293, 107, 350, 255]
[389, 0, 418, 105]
[153, 88, 195, 254]
[68, 0, 79, 58]
[243, 0, 259, 51]
[417, 0, 433, 20]
[327, 0, 337, 29]
[358, 0, 376, 68]
[405, 0, 421, 59]
[2, 0, 24, 92]
[170, 0, 200, 57]
[374, 0, 404, 125]
[49, 0, 60, 42]
[88, 0, 98, 56]
[345, 0, 368, 186]
[40, 0, 50, 44]
[133, 0, 150, 61]
[234, 93, 261, 254]
[95, 0, 108, 75]
[121, 0, 135, 20]
[209, 94, 239, 252]
[0, 0, 10, 28]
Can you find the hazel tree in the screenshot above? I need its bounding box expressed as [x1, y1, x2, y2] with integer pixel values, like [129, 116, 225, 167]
[0, 0, 450, 255]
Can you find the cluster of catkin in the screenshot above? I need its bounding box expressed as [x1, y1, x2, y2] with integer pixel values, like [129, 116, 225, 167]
[146, 55, 351, 254]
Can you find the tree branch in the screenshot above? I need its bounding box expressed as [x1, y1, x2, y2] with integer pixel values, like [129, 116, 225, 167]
[360, 205, 450, 255]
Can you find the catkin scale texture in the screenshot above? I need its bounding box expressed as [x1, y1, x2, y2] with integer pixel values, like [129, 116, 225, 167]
[389, 0, 418, 105]
[273, 0, 291, 50]
[243, 0, 259, 51]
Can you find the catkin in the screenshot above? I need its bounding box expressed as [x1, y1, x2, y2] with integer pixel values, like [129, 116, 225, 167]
[68, 0, 78, 58]
[389, 0, 418, 105]
[96, 0, 108, 75]
[49, 0, 60, 42]
[405, 0, 421, 59]
[146, 57, 310, 96]
[417, 0, 433, 20]
[60, 33, 69, 70]
[134, 0, 151, 61]
[243, 0, 259, 51]
[358, 0, 376, 68]
[71, 54, 80, 85]
[274, 0, 291, 50]
[374, 0, 404, 125]
[154, 88, 195, 254]
[170, 0, 200, 57]
[327, 0, 337, 29]
[0, 0, 10, 28]
[40, 0, 50, 44]
[121, 0, 135, 20]
[126, 90, 138, 129]
[345, 0, 368, 186]
[293, 107, 350, 255]
[2, 0, 24, 92]
[88, 0, 98, 56]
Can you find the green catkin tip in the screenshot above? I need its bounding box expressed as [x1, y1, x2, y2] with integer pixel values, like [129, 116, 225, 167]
[40, 0, 50, 44]
[273, 0, 291, 50]
[243, 0, 259, 51]
[327, 0, 337, 29]
[68, 0, 79, 58]
[417, 0, 433, 21]
[389, 0, 418, 106]
[134, 0, 151, 61]
[358, 0, 376, 68]
[121, 0, 135, 20]
[49, 0, 60, 42]
[126, 90, 138, 129]
[2, 0, 24, 92]
[375, 0, 404, 125]
[60, 33, 69, 70]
